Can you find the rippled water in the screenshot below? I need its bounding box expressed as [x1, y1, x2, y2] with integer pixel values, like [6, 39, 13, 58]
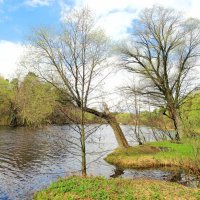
[0, 125, 176, 200]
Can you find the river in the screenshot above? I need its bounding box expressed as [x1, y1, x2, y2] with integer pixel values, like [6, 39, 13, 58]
[0, 125, 182, 200]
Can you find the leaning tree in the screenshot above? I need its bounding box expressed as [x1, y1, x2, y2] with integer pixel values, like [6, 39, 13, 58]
[22, 8, 129, 175]
[120, 6, 200, 141]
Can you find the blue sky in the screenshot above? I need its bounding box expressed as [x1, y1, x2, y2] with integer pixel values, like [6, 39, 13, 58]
[0, 0, 200, 79]
[0, 1, 71, 42]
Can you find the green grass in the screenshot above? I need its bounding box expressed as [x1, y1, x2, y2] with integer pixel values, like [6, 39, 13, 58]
[105, 140, 200, 174]
[115, 113, 135, 125]
[34, 176, 200, 200]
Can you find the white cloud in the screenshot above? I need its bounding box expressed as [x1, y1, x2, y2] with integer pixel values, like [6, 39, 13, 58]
[96, 11, 136, 40]
[60, 0, 200, 40]
[25, 0, 53, 7]
[0, 41, 24, 79]
[58, 0, 200, 106]
[2, 0, 200, 85]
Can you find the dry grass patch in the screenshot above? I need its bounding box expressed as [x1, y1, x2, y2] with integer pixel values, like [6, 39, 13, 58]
[105, 140, 200, 174]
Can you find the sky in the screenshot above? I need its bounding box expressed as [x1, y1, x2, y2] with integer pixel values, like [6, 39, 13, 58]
[1, 0, 200, 79]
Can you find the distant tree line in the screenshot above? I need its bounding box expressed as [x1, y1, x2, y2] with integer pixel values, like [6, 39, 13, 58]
[0, 72, 105, 127]
[1, 71, 199, 134]
[0, 73, 56, 126]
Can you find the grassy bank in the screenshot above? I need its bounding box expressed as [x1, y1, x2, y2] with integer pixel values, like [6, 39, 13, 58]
[105, 140, 200, 175]
[34, 176, 200, 200]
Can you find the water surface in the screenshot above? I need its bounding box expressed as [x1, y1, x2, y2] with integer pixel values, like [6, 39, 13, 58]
[0, 125, 178, 200]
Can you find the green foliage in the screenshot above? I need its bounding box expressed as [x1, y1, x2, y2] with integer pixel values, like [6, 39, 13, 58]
[114, 113, 134, 124]
[139, 110, 174, 130]
[34, 176, 200, 200]
[0, 73, 104, 127]
[114, 110, 174, 129]
[16, 73, 57, 126]
[0, 76, 13, 125]
[187, 139, 200, 172]
[60, 105, 104, 124]
[181, 93, 200, 136]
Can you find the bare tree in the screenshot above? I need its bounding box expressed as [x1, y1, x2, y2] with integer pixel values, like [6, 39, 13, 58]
[120, 86, 145, 145]
[22, 8, 129, 175]
[119, 6, 200, 141]
[131, 88, 143, 145]
[54, 107, 105, 177]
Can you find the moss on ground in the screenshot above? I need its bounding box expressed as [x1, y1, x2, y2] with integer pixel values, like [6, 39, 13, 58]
[34, 176, 200, 200]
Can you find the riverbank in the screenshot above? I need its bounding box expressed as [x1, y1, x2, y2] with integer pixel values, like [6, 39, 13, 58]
[105, 140, 200, 175]
[34, 176, 200, 200]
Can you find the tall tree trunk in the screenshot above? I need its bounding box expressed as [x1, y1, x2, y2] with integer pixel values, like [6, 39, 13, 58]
[172, 114, 181, 141]
[84, 107, 129, 148]
[106, 115, 129, 148]
[9, 103, 18, 127]
[170, 107, 181, 141]
[81, 123, 86, 177]
[81, 102, 87, 177]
